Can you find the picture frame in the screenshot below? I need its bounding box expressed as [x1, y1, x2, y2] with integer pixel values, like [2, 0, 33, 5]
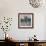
[18, 13, 34, 29]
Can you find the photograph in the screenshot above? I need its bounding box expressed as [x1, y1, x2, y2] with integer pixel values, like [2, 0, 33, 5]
[18, 13, 34, 28]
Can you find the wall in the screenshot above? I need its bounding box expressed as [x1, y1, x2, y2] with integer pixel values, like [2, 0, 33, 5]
[0, 0, 46, 40]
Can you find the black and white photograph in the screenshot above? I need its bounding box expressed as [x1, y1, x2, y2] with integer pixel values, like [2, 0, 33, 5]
[18, 13, 34, 28]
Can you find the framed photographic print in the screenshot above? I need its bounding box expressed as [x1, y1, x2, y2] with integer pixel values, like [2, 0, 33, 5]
[18, 13, 34, 29]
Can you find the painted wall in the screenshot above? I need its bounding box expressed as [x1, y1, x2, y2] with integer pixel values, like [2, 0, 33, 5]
[0, 0, 46, 40]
